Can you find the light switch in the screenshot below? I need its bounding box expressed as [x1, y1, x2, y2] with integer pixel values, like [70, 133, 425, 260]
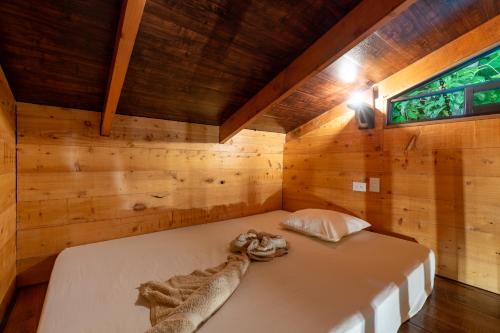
[353, 181, 367, 192]
[369, 177, 380, 193]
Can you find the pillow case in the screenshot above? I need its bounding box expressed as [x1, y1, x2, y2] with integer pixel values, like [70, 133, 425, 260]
[281, 209, 371, 242]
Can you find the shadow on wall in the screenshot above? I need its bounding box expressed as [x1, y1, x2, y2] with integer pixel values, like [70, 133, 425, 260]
[433, 147, 465, 288]
[283, 103, 467, 287]
[170, 189, 282, 229]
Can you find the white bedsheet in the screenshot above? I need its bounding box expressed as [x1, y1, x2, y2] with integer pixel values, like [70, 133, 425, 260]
[37, 210, 435, 333]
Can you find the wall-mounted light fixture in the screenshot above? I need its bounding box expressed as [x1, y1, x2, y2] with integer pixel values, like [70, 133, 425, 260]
[347, 92, 375, 129]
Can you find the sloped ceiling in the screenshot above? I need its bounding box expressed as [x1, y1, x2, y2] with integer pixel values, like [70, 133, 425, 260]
[117, 0, 362, 124]
[248, 0, 499, 132]
[0, 0, 121, 111]
[0, 0, 361, 124]
[0, 0, 498, 133]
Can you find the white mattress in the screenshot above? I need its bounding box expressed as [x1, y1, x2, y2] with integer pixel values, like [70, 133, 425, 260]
[38, 210, 435, 333]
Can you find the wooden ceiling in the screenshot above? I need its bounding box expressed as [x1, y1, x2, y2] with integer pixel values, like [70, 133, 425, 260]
[0, 0, 121, 111]
[0, 0, 498, 135]
[249, 0, 500, 132]
[116, 0, 362, 125]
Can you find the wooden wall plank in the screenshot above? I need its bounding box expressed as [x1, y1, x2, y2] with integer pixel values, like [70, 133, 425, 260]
[17, 145, 283, 173]
[16, 103, 285, 286]
[18, 103, 284, 154]
[0, 65, 15, 322]
[17, 185, 282, 231]
[283, 19, 500, 293]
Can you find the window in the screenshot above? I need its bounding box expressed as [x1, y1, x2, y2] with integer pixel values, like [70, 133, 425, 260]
[387, 46, 500, 125]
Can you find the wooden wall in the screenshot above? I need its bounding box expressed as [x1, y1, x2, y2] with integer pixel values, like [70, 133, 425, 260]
[283, 18, 500, 293]
[16, 103, 284, 285]
[0, 66, 16, 320]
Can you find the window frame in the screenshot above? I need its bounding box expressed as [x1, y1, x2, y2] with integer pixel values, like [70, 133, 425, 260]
[386, 46, 500, 126]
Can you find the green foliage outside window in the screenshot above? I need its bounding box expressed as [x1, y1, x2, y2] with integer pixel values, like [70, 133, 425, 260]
[392, 92, 464, 123]
[473, 88, 500, 106]
[390, 47, 500, 124]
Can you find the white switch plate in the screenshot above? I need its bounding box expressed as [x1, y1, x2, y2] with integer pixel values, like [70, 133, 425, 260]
[353, 181, 367, 192]
[369, 177, 380, 193]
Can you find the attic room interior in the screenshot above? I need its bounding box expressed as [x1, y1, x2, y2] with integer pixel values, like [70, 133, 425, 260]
[0, 0, 499, 332]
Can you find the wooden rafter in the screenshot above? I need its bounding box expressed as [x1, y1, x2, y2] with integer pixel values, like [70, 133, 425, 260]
[101, 0, 146, 136]
[219, 0, 415, 143]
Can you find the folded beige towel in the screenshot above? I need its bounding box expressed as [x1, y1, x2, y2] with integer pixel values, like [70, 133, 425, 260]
[230, 229, 289, 261]
[138, 254, 250, 333]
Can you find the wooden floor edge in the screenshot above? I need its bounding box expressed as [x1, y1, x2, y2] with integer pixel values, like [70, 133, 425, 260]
[435, 274, 500, 297]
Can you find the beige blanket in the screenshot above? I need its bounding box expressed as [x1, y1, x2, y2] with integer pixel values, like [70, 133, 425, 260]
[138, 254, 250, 333]
[139, 230, 288, 333]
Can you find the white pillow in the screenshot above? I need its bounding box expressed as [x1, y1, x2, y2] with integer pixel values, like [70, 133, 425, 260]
[281, 209, 371, 242]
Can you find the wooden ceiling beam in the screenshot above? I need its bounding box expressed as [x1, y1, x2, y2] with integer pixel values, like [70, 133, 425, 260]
[219, 0, 415, 143]
[101, 0, 146, 136]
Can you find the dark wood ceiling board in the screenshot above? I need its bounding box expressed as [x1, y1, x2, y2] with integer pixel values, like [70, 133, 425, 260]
[118, 0, 362, 125]
[344, 33, 405, 82]
[0, 0, 121, 111]
[133, 9, 281, 77]
[374, 0, 498, 65]
[3, 49, 109, 85]
[140, 0, 354, 61]
[118, 89, 233, 124]
[122, 42, 266, 96]
[251, 0, 499, 133]
[0, 1, 120, 75]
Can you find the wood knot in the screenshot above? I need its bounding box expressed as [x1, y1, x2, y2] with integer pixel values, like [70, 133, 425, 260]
[133, 203, 146, 211]
[84, 120, 92, 127]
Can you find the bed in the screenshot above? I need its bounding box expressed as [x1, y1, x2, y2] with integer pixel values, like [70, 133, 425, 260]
[37, 210, 435, 333]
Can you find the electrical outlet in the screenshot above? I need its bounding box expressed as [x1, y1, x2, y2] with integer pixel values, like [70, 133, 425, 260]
[353, 181, 367, 192]
[369, 177, 380, 193]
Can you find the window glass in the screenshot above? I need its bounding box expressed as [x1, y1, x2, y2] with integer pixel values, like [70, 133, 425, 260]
[391, 91, 464, 124]
[473, 88, 500, 106]
[388, 47, 500, 125]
